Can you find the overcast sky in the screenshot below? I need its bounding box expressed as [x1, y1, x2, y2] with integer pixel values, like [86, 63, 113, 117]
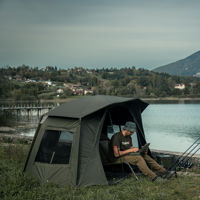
[0, 0, 200, 69]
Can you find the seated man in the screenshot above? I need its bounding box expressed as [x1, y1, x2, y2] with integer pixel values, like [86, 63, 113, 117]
[110, 121, 168, 183]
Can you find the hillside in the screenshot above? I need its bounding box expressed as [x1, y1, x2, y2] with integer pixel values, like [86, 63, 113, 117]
[1, 65, 200, 100]
[153, 51, 200, 76]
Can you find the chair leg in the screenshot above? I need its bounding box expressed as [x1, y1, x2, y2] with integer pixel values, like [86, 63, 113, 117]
[123, 161, 139, 181]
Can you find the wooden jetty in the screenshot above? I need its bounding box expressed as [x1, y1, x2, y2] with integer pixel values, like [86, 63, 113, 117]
[0, 104, 55, 116]
[0, 105, 54, 111]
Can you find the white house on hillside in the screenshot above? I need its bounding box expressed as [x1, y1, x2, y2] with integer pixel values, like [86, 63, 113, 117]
[174, 84, 185, 90]
[57, 88, 64, 94]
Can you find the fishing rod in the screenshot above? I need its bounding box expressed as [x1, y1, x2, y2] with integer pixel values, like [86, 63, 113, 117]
[179, 146, 200, 168]
[163, 135, 200, 179]
[176, 141, 200, 167]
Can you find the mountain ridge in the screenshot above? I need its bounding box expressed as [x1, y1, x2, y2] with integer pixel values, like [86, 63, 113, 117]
[153, 50, 200, 76]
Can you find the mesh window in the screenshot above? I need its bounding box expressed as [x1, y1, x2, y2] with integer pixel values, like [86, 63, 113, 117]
[107, 125, 120, 139]
[35, 130, 74, 164]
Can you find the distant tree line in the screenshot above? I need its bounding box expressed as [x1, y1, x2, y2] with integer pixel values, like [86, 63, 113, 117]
[1, 65, 200, 101]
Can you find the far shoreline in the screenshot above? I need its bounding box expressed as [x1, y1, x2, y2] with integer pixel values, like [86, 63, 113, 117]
[142, 97, 200, 104]
[142, 97, 200, 100]
[40, 96, 200, 104]
[1, 96, 200, 104]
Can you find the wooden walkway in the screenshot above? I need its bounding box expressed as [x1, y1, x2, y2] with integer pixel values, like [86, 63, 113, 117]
[0, 105, 54, 111]
[0, 105, 55, 115]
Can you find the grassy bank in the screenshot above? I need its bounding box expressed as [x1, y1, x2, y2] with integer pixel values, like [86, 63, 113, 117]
[0, 142, 200, 200]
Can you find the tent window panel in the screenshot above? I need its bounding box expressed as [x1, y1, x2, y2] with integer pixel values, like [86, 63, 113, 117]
[35, 130, 74, 164]
[107, 125, 120, 139]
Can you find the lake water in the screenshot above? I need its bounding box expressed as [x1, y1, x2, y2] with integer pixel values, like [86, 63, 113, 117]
[4, 103, 200, 153]
[142, 104, 200, 153]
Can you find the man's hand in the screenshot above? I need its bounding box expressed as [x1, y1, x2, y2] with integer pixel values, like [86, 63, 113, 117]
[113, 146, 140, 157]
[130, 147, 139, 152]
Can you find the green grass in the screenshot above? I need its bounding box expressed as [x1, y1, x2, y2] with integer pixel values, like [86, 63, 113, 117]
[0, 142, 200, 200]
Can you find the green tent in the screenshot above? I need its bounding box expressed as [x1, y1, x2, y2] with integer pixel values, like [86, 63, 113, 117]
[24, 95, 148, 186]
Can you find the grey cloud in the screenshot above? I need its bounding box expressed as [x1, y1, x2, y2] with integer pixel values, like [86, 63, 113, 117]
[0, 0, 200, 68]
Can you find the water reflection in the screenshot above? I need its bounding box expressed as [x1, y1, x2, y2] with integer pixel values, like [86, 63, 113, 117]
[20, 128, 37, 137]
